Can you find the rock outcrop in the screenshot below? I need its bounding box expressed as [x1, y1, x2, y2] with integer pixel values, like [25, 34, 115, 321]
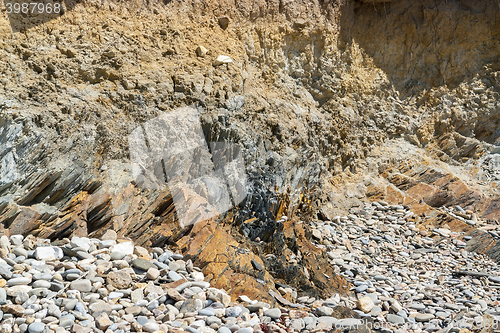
[0, 0, 499, 301]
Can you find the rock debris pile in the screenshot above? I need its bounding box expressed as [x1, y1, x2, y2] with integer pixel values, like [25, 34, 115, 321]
[0, 201, 500, 333]
[309, 201, 500, 332]
[0, 230, 357, 333]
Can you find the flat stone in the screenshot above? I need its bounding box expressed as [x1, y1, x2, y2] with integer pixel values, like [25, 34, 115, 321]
[169, 271, 183, 281]
[107, 270, 132, 289]
[35, 246, 57, 260]
[315, 306, 333, 317]
[125, 306, 141, 316]
[226, 307, 243, 317]
[65, 299, 78, 310]
[316, 317, 338, 330]
[98, 240, 116, 249]
[32, 280, 51, 289]
[0, 289, 6, 304]
[146, 267, 160, 280]
[12, 247, 28, 258]
[0, 266, 13, 279]
[207, 288, 231, 307]
[28, 322, 45, 333]
[236, 328, 253, 333]
[143, 322, 160, 332]
[10, 235, 23, 246]
[110, 242, 134, 260]
[180, 298, 204, 314]
[95, 313, 112, 330]
[70, 279, 92, 292]
[435, 311, 450, 319]
[131, 258, 156, 271]
[356, 296, 374, 313]
[199, 307, 216, 316]
[131, 289, 144, 303]
[101, 230, 117, 241]
[2, 304, 25, 316]
[89, 301, 112, 316]
[108, 291, 123, 299]
[415, 313, 435, 322]
[7, 277, 31, 286]
[489, 276, 500, 284]
[355, 284, 368, 293]
[33, 273, 52, 281]
[71, 236, 91, 252]
[264, 308, 281, 319]
[407, 303, 426, 310]
[386, 314, 405, 325]
[214, 55, 233, 65]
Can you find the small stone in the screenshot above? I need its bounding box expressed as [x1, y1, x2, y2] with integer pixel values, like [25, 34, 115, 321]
[435, 311, 450, 319]
[95, 313, 112, 330]
[226, 307, 243, 317]
[125, 306, 141, 316]
[169, 271, 183, 281]
[199, 308, 216, 316]
[214, 55, 233, 66]
[131, 289, 144, 303]
[7, 277, 31, 286]
[415, 313, 435, 322]
[12, 247, 28, 258]
[390, 300, 403, 313]
[107, 270, 132, 289]
[0, 236, 9, 250]
[356, 296, 374, 313]
[2, 304, 25, 316]
[196, 46, 208, 57]
[386, 314, 405, 325]
[207, 288, 230, 307]
[110, 242, 134, 260]
[0, 289, 6, 305]
[108, 291, 123, 299]
[70, 236, 91, 252]
[237, 329, 253, 333]
[70, 279, 92, 292]
[32, 280, 51, 289]
[167, 288, 186, 301]
[35, 247, 58, 261]
[218, 16, 230, 29]
[89, 301, 112, 316]
[10, 235, 23, 246]
[180, 298, 204, 314]
[101, 230, 117, 241]
[355, 284, 368, 293]
[315, 306, 333, 317]
[27, 322, 45, 333]
[312, 229, 322, 240]
[264, 308, 281, 319]
[143, 322, 160, 332]
[131, 258, 156, 271]
[134, 246, 151, 260]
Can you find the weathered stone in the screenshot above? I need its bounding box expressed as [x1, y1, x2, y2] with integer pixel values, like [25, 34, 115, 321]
[356, 297, 374, 313]
[106, 270, 132, 289]
[95, 313, 112, 330]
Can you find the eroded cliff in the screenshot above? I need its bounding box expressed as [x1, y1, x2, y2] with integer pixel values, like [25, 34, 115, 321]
[0, 0, 499, 300]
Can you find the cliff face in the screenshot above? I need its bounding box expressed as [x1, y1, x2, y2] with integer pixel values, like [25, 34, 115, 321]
[0, 0, 499, 299]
